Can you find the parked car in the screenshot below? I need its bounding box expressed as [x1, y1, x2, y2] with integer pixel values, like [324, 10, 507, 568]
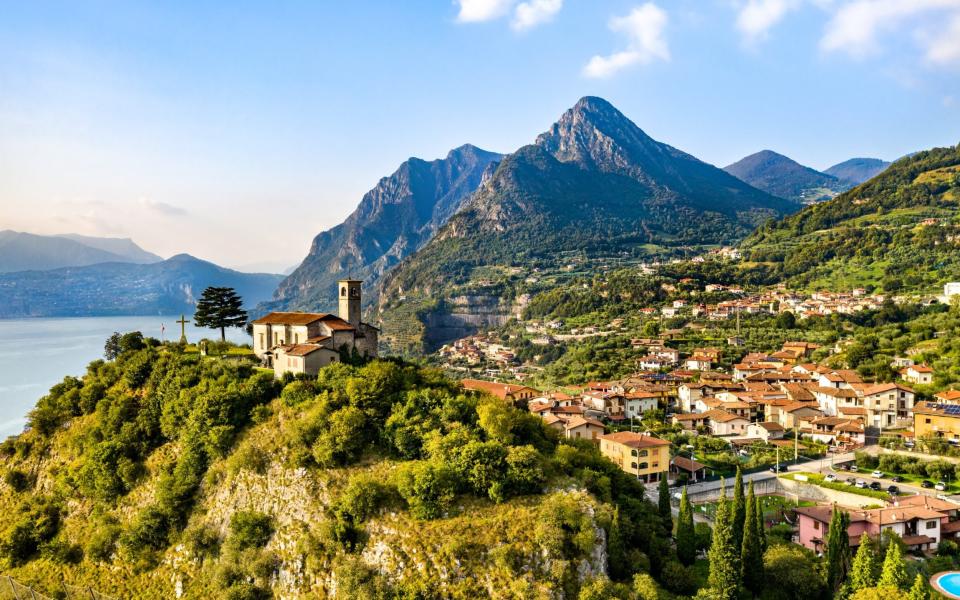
[850, 464, 859, 472]
[769, 464, 783, 473]
[869, 481, 882, 491]
[856, 480, 867, 488]
[888, 485, 900, 495]
[922, 480, 934, 489]
[891, 475, 902, 483]
[825, 473, 837, 482]
[846, 477, 856, 485]
[872, 470, 884, 478]
[936, 481, 948, 491]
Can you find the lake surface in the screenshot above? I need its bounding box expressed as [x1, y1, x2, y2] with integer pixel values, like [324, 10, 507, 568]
[0, 316, 251, 438]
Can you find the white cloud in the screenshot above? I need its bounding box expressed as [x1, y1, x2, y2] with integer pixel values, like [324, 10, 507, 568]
[821, 0, 960, 61]
[736, 0, 799, 42]
[455, 0, 516, 23]
[926, 12, 960, 65]
[512, 0, 563, 30]
[138, 198, 188, 217]
[583, 3, 670, 79]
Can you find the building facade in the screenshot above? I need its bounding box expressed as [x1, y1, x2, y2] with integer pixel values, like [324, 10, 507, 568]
[599, 432, 670, 482]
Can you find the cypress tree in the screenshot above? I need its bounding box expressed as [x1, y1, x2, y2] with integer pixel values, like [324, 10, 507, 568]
[825, 507, 852, 592]
[658, 476, 672, 533]
[708, 480, 740, 600]
[676, 487, 696, 566]
[740, 481, 763, 596]
[850, 533, 877, 591]
[732, 467, 746, 551]
[909, 573, 929, 600]
[878, 539, 909, 590]
[755, 489, 766, 554]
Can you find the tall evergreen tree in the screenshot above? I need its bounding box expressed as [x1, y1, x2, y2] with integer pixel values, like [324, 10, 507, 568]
[732, 467, 746, 551]
[658, 476, 672, 533]
[756, 489, 766, 555]
[825, 507, 852, 593]
[676, 487, 696, 566]
[908, 573, 929, 600]
[193, 286, 247, 342]
[740, 481, 764, 596]
[708, 480, 740, 600]
[878, 540, 909, 590]
[850, 533, 877, 591]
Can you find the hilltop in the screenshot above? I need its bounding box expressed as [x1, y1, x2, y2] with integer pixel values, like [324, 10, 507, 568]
[741, 143, 960, 292]
[376, 97, 795, 353]
[0, 231, 162, 273]
[0, 341, 671, 598]
[824, 157, 891, 186]
[723, 150, 846, 204]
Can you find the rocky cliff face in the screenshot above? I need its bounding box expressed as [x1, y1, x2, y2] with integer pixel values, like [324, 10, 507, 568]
[263, 144, 502, 313]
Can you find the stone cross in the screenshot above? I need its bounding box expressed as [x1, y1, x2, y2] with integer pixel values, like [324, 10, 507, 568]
[176, 314, 190, 344]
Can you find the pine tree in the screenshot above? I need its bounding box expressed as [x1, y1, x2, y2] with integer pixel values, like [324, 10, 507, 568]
[708, 480, 740, 600]
[740, 481, 764, 596]
[676, 487, 696, 566]
[825, 507, 852, 592]
[658, 476, 672, 533]
[878, 539, 909, 590]
[732, 467, 746, 551]
[908, 573, 929, 600]
[756, 489, 766, 555]
[850, 533, 877, 591]
[193, 286, 247, 342]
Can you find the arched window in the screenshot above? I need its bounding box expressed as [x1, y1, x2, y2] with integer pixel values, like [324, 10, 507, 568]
[639, 450, 648, 457]
[631, 449, 638, 457]
[341, 287, 346, 296]
[638, 462, 649, 470]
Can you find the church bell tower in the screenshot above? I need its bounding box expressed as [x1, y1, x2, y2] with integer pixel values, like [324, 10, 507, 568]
[338, 279, 362, 327]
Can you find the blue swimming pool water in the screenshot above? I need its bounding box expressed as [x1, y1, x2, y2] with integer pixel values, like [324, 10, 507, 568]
[936, 572, 960, 598]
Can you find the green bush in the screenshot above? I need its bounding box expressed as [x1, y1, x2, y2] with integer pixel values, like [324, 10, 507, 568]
[3, 468, 30, 492]
[228, 511, 274, 551]
[396, 461, 457, 520]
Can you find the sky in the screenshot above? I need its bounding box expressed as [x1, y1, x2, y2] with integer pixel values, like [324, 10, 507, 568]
[1, 1, 958, 272]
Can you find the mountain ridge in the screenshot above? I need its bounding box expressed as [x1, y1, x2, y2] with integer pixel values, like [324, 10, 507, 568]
[724, 149, 846, 204]
[824, 157, 892, 185]
[0, 230, 162, 273]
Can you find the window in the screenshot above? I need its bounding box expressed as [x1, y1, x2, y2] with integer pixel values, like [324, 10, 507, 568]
[639, 450, 648, 457]
[927, 521, 937, 530]
[638, 462, 648, 470]
[259, 333, 264, 348]
[927, 418, 932, 424]
[813, 521, 820, 531]
[341, 287, 346, 297]
[631, 449, 638, 457]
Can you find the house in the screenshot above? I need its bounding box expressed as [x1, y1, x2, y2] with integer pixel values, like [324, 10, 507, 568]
[914, 401, 960, 442]
[624, 392, 659, 419]
[901, 364, 933, 385]
[685, 355, 714, 371]
[670, 455, 707, 482]
[796, 496, 959, 553]
[747, 421, 785, 441]
[462, 379, 539, 403]
[857, 382, 915, 427]
[672, 412, 709, 431]
[599, 432, 671, 482]
[563, 416, 606, 442]
[252, 279, 379, 378]
[936, 390, 960, 405]
[777, 402, 823, 429]
[703, 409, 750, 436]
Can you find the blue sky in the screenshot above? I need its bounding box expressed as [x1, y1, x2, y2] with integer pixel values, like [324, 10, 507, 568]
[1, 0, 958, 271]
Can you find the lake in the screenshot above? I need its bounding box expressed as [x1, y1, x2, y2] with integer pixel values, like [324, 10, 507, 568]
[0, 316, 251, 438]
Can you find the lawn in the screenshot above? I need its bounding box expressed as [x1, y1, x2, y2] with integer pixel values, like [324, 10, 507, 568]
[693, 494, 815, 521]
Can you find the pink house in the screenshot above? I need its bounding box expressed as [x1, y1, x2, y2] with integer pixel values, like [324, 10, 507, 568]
[796, 495, 959, 553]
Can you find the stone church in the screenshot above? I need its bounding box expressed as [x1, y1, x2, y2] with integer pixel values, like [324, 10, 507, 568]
[252, 279, 378, 377]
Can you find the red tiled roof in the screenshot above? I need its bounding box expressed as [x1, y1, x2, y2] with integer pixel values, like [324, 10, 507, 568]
[601, 431, 670, 448]
[252, 311, 328, 325]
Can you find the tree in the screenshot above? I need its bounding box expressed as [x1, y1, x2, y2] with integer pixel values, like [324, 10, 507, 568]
[775, 311, 797, 330]
[740, 481, 763, 595]
[731, 467, 745, 551]
[707, 481, 740, 600]
[658, 476, 672, 533]
[908, 574, 929, 600]
[850, 534, 878, 591]
[756, 489, 766, 554]
[676, 486, 696, 566]
[193, 287, 247, 341]
[825, 507, 852, 592]
[762, 544, 826, 600]
[878, 539, 909, 590]
[104, 332, 122, 360]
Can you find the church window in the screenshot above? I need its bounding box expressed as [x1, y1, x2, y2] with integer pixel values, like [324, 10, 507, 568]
[341, 287, 346, 296]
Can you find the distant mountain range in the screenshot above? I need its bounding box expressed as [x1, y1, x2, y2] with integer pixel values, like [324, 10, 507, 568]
[0, 254, 283, 318]
[724, 150, 847, 204]
[741, 144, 960, 291]
[264, 144, 502, 313]
[372, 96, 796, 350]
[0, 231, 162, 273]
[824, 157, 892, 186]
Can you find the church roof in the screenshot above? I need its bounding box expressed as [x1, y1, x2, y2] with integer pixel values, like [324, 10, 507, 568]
[252, 312, 328, 325]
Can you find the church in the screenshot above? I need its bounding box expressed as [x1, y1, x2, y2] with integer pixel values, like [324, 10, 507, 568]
[252, 279, 379, 378]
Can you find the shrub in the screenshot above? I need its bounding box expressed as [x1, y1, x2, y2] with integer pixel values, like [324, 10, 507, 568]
[311, 406, 368, 467]
[4, 469, 30, 492]
[120, 505, 170, 555]
[281, 380, 316, 407]
[86, 523, 122, 562]
[661, 560, 698, 595]
[228, 511, 274, 551]
[395, 461, 457, 520]
[183, 523, 221, 559]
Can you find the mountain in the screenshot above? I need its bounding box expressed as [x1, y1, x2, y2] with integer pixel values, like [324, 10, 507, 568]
[741, 143, 960, 292]
[264, 144, 502, 313]
[0, 231, 162, 273]
[0, 254, 282, 318]
[377, 97, 797, 351]
[724, 150, 846, 203]
[824, 157, 891, 186]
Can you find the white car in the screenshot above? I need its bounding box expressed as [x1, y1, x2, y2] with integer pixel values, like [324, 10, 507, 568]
[936, 481, 948, 491]
[825, 473, 837, 482]
[856, 480, 867, 488]
[872, 470, 884, 478]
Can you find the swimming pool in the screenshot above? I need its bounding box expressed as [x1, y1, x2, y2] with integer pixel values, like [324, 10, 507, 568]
[932, 572, 960, 599]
